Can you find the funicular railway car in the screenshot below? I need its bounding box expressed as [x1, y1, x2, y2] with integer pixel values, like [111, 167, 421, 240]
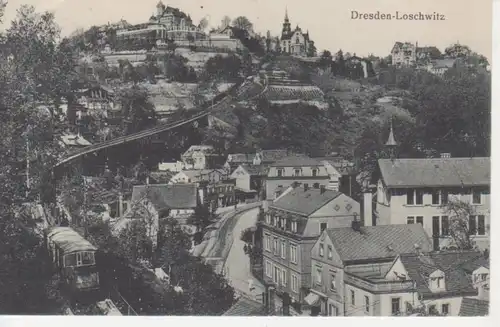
[45, 227, 100, 291]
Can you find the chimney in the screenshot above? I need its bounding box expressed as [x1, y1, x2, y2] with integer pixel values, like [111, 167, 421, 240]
[440, 153, 451, 158]
[320, 184, 326, 194]
[304, 183, 309, 191]
[351, 218, 361, 232]
[414, 243, 421, 256]
[363, 184, 375, 226]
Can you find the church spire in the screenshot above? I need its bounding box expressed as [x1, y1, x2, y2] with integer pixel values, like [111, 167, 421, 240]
[385, 119, 398, 147]
[285, 7, 289, 21]
[385, 119, 398, 160]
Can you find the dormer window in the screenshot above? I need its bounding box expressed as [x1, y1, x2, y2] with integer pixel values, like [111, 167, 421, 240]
[429, 270, 446, 292]
[312, 169, 318, 177]
[277, 169, 284, 177]
[293, 168, 301, 176]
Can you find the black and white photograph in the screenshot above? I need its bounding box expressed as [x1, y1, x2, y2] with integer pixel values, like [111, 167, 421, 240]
[0, 0, 493, 319]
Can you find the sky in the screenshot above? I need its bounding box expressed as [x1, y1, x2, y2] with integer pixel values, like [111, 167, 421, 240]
[0, 0, 492, 60]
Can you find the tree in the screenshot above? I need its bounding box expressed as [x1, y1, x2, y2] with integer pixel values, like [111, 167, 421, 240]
[204, 54, 242, 80]
[198, 17, 209, 31]
[221, 15, 231, 29]
[188, 203, 215, 234]
[232, 16, 253, 33]
[440, 199, 481, 250]
[116, 86, 157, 135]
[0, 3, 76, 314]
[319, 50, 333, 68]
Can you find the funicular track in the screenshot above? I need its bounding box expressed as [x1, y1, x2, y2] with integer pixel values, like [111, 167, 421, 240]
[55, 75, 266, 169]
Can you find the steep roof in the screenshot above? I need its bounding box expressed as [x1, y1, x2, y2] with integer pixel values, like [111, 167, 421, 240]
[459, 298, 489, 316]
[397, 251, 484, 298]
[326, 224, 432, 263]
[240, 164, 268, 176]
[271, 156, 324, 168]
[378, 157, 490, 188]
[131, 184, 197, 210]
[270, 187, 342, 216]
[223, 296, 267, 316]
[227, 150, 295, 165]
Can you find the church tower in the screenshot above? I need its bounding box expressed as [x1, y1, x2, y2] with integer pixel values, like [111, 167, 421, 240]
[156, 1, 165, 18]
[385, 119, 398, 159]
[281, 8, 291, 39]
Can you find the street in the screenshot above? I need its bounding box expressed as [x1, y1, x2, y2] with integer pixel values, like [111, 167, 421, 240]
[222, 208, 265, 298]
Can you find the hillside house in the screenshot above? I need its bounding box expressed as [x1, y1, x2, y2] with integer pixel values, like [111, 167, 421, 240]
[309, 224, 432, 316]
[260, 185, 360, 312]
[181, 145, 223, 170]
[115, 184, 199, 246]
[373, 157, 490, 251]
[265, 156, 330, 201]
[224, 149, 292, 172]
[230, 164, 267, 202]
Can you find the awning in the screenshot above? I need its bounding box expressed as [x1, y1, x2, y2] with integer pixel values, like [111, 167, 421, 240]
[304, 292, 321, 306]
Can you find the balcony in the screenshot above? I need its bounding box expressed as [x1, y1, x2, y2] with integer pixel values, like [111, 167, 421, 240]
[344, 274, 415, 293]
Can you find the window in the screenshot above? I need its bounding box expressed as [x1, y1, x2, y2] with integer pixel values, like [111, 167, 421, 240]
[441, 216, 449, 236]
[294, 169, 301, 176]
[330, 272, 336, 291]
[281, 269, 287, 286]
[431, 190, 440, 205]
[265, 214, 271, 224]
[291, 274, 298, 292]
[291, 221, 298, 233]
[406, 189, 415, 205]
[351, 290, 356, 305]
[281, 240, 286, 259]
[480, 273, 488, 281]
[319, 243, 324, 257]
[436, 277, 443, 288]
[442, 304, 449, 315]
[273, 238, 279, 255]
[442, 190, 449, 204]
[327, 245, 333, 259]
[290, 244, 298, 263]
[365, 296, 370, 313]
[416, 216, 424, 226]
[391, 298, 401, 315]
[265, 234, 271, 252]
[428, 305, 437, 315]
[478, 215, 485, 235]
[469, 216, 477, 235]
[415, 189, 424, 205]
[265, 261, 272, 277]
[320, 223, 328, 233]
[312, 169, 318, 177]
[328, 304, 338, 316]
[407, 216, 415, 224]
[277, 169, 283, 177]
[316, 268, 322, 285]
[472, 189, 482, 204]
[274, 266, 280, 283]
[313, 183, 320, 189]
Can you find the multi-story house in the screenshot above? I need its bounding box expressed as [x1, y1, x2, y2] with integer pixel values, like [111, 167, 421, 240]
[374, 156, 490, 251]
[230, 164, 267, 202]
[181, 145, 223, 170]
[265, 157, 330, 201]
[308, 224, 432, 316]
[200, 179, 236, 211]
[343, 250, 488, 316]
[260, 184, 360, 312]
[224, 149, 292, 172]
[391, 42, 417, 67]
[169, 169, 227, 185]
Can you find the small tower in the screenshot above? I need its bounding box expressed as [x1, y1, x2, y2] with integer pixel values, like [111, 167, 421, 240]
[385, 119, 398, 159]
[281, 8, 291, 39]
[156, 1, 165, 17]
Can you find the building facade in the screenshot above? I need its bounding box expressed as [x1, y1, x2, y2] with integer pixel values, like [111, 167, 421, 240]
[308, 224, 432, 316]
[374, 157, 490, 251]
[265, 157, 330, 201]
[279, 10, 315, 57]
[343, 251, 488, 316]
[260, 185, 360, 311]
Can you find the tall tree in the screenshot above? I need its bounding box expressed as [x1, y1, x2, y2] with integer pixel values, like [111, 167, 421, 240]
[221, 15, 231, 29]
[232, 16, 253, 33]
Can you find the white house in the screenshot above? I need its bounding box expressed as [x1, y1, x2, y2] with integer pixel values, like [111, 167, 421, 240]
[374, 157, 490, 251]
